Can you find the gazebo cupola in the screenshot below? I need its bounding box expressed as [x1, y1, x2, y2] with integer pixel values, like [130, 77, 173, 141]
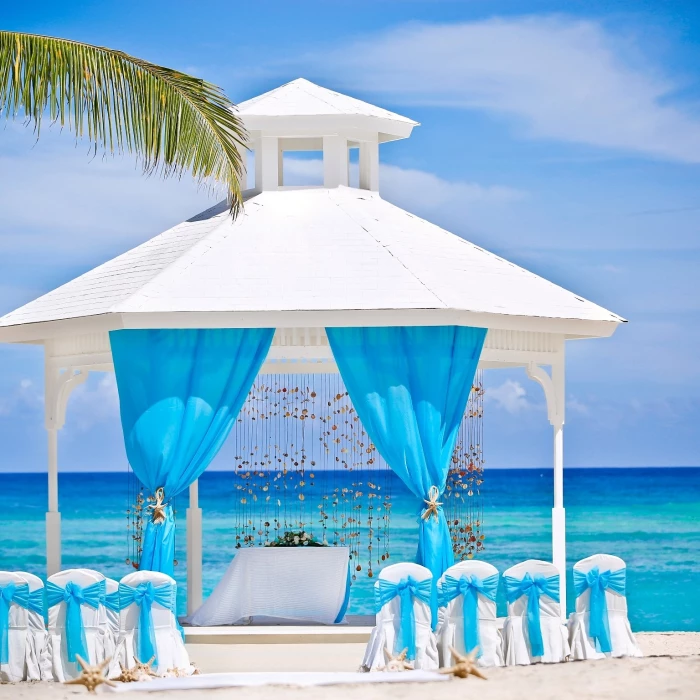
[237, 78, 418, 191]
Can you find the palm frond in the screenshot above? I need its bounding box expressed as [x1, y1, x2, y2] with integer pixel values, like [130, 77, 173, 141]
[0, 31, 247, 215]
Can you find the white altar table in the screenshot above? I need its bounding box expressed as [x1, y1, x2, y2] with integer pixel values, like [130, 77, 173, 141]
[187, 547, 351, 626]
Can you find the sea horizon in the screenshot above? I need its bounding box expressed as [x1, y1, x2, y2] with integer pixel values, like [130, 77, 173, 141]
[1, 467, 698, 632]
[3, 464, 699, 475]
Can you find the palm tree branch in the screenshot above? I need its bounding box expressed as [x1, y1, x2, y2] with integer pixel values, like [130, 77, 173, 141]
[0, 31, 247, 215]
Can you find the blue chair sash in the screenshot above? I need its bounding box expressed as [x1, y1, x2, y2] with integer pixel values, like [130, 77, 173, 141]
[504, 573, 560, 658]
[27, 588, 45, 619]
[0, 582, 30, 664]
[375, 576, 433, 661]
[46, 580, 104, 663]
[101, 590, 121, 614]
[574, 567, 626, 654]
[118, 581, 173, 668]
[440, 573, 498, 658]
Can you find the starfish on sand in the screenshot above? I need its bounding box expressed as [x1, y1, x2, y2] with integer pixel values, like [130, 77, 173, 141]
[439, 646, 487, 680]
[114, 662, 140, 683]
[381, 647, 414, 672]
[63, 655, 116, 693]
[132, 653, 159, 678]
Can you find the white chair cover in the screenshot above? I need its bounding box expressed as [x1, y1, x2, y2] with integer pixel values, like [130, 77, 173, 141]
[361, 563, 439, 672]
[103, 578, 122, 677]
[567, 554, 642, 660]
[117, 571, 190, 677]
[436, 560, 504, 668]
[502, 560, 570, 665]
[0, 571, 33, 682]
[46, 568, 107, 681]
[14, 572, 50, 681]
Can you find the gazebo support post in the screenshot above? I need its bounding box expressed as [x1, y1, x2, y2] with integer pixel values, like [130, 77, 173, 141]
[44, 361, 88, 576]
[46, 427, 60, 576]
[527, 349, 567, 619]
[187, 479, 203, 615]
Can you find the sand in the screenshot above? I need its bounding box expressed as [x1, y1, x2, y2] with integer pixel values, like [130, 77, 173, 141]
[2, 633, 698, 700]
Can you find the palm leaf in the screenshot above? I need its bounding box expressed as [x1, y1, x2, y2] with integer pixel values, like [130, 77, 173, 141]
[0, 31, 247, 215]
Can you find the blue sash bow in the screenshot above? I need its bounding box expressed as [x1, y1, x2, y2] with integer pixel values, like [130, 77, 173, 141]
[118, 582, 173, 668]
[574, 567, 626, 654]
[376, 576, 433, 661]
[440, 573, 498, 658]
[46, 580, 104, 663]
[1, 582, 30, 664]
[504, 573, 559, 658]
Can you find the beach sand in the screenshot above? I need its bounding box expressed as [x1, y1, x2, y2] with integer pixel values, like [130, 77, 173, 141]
[2, 633, 698, 700]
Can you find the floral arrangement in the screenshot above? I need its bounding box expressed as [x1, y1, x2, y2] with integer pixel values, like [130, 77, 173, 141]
[266, 530, 326, 547]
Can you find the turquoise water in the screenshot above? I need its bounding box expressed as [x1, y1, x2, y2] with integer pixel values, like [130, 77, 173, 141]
[0, 468, 698, 631]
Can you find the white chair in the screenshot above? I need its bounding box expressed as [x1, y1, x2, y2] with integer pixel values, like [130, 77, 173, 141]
[46, 568, 106, 681]
[568, 554, 642, 659]
[502, 560, 570, 665]
[0, 571, 33, 682]
[361, 563, 439, 671]
[118, 571, 189, 676]
[436, 560, 504, 667]
[14, 572, 50, 681]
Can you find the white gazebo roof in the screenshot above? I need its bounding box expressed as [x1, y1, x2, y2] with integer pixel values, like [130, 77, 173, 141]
[0, 186, 622, 342]
[238, 78, 418, 142]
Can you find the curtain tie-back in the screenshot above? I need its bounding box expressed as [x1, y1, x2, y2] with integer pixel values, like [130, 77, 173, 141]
[574, 567, 626, 654]
[118, 582, 173, 668]
[421, 486, 443, 521]
[46, 580, 104, 662]
[147, 487, 168, 525]
[504, 573, 559, 658]
[0, 582, 30, 664]
[440, 573, 498, 657]
[376, 576, 433, 661]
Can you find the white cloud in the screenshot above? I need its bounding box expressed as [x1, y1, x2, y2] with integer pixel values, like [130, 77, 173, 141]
[485, 379, 534, 414]
[283, 157, 525, 212]
[65, 374, 120, 434]
[0, 378, 43, 417]
[297, 17, 700, 162]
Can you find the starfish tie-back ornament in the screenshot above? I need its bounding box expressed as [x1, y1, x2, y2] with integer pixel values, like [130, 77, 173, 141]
[147, 487, 167, 524]
[421, 486, 443, 521]
[439, 647, 487, 679]
[63, 655, 116, 692]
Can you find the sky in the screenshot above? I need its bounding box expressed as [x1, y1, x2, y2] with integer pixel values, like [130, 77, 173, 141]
[1, 0, 699, 472]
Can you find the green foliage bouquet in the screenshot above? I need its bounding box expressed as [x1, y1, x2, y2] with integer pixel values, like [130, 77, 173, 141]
[266, 530, 326, 547]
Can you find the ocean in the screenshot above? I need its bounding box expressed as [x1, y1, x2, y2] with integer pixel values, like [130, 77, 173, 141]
[1, 467, 698, 631]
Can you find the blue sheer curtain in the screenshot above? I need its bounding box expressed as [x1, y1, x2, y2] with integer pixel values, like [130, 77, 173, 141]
[110, 328, 274, 575]
[326, 325, 486, 581]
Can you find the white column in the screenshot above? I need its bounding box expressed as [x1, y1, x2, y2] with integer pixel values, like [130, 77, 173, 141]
[278, 145, 284, 187]
[527, 352, 566, 619]
[551, 354, 566, 618]
[259, 136, 279, 192]
[46, 427, 61, 575]
[44, 363, 88, 578]
[186, 479, 203, 615]
[359, 140, 379, 191]
[323, 135, 349, 188]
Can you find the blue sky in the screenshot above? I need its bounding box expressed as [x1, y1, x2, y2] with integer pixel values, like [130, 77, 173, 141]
[1, 1, 699, 471]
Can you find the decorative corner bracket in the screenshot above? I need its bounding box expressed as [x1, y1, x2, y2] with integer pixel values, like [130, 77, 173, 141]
[526, 362, 564, 429]
[45, 368, 88, 430]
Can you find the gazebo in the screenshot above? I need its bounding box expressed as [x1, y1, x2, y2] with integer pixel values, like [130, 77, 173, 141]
[0, 78, 624, 618]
